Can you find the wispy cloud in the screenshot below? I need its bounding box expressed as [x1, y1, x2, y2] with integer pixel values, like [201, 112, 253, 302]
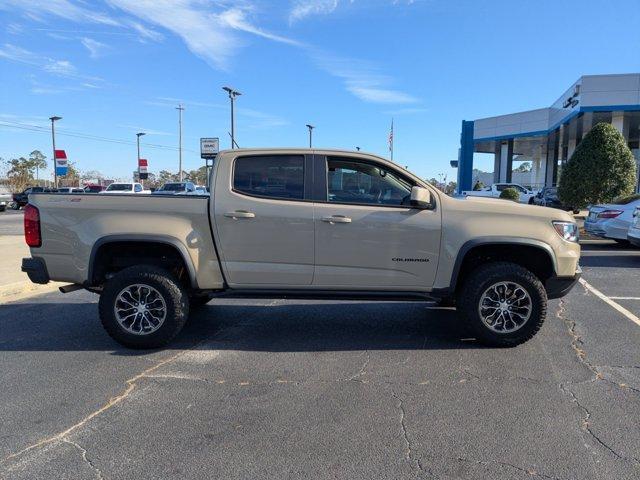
[313, 52, 418, 104]
[1, 0, 120, 26]
[289, 0, 339, 23]
[106, 0, 299, 70]
[0, 43, 104, 85]
[288, 0, 417, 23]
[81, 37, 109, 58]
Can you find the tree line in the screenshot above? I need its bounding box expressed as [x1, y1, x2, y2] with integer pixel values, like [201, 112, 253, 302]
[0, 152, 210, 192]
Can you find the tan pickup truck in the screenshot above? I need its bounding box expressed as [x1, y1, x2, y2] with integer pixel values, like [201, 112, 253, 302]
[22, 149, 581, 349]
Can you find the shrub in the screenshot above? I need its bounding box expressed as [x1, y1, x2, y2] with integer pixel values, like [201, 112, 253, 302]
[499, 187, 519, 201]
[473, 180, 484, 191]
[612, 193, 640, 205]
[558, 122, 637, 208]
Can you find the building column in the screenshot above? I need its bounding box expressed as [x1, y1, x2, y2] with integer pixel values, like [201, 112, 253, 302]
[545, 130, 559, 186]
[499, 139, 514, 183]
[457, 120, 475, 193]
[612, 111, 630, 138]
[493, 143, 501, 183]
[580, 111, 594, 141]
[567, 116, 579, 159]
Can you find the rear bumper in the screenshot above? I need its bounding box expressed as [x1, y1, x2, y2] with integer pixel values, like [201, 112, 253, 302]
[629, 233, 640, 248]
[21, 257, 50, 284]
[545, 266, 581, 299]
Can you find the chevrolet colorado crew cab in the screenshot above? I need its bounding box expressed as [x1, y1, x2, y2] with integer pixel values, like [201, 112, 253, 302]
[22, 149, 581, 349]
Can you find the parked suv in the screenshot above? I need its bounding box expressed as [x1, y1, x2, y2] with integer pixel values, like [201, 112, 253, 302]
[533, 187, 579, 214]
[12, 186, 57, 209]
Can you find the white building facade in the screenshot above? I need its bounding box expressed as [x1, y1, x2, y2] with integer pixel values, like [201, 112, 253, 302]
[457, 74, 640, 192]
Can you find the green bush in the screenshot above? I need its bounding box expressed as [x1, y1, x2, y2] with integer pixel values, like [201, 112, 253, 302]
[612, 193, 640, 205]
[558, 122, 637, 208]
[499, 187, 519, 201]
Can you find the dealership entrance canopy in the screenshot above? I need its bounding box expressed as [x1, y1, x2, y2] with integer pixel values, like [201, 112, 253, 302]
[456, 74, 640, 193]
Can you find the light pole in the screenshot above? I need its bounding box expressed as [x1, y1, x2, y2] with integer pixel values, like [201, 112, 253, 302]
[176, 103, 184, 181]
[222, 86, 241, 149]
[136, 132, 146, 184]
[49, 116, 62, 188]
[306, 124, 314, 148]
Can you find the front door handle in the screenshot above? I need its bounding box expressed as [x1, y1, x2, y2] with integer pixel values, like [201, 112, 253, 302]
[224, 210, 256, 219]
[322, 215, 352, 224]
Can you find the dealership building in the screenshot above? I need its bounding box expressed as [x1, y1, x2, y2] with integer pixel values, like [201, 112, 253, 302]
[456, 73, 640, 193]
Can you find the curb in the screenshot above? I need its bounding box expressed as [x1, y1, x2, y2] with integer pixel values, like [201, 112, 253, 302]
[0, 281, 63, 304]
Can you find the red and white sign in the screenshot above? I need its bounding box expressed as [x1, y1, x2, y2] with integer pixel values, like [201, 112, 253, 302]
[55, 149, 68, 167]
[138, 158, 148, 180]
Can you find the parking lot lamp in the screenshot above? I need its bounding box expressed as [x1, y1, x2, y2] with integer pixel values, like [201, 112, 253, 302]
[306, 124, 315, 148]
[222, 86, 241, 149]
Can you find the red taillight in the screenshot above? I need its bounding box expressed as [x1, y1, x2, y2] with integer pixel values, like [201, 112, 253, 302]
[24, 204, 41, 247]
[597, 210, 623, 219]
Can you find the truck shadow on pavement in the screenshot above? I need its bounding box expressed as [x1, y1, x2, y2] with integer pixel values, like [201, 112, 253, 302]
[0, 300, 483, 353]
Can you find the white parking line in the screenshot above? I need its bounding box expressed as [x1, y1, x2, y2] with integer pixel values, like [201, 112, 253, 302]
[609, 297, 640, 301]
[579, 278, 640, 328]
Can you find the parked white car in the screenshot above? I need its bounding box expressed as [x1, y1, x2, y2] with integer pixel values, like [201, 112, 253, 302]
[462, 183, 537, 204]
[98, 183, 150, 194]
[627, 206, 640, 247]
[584, 195, 640, 243]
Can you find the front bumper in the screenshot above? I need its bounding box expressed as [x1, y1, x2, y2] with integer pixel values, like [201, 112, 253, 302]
[21, 257, 50, 284]
[545, 266, 582, 299]
[629, 231, 640, 248]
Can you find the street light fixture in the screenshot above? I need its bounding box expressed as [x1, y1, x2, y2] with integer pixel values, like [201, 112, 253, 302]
[49, 116, 62, 188]
[306, 124, 315, 148]
[222, 86, 241, 149]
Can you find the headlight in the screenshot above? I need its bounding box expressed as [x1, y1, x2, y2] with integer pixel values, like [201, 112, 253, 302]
[553, 221, 579, 242]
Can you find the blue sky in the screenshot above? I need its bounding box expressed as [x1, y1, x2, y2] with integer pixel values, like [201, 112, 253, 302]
[1, 0, 639, 182]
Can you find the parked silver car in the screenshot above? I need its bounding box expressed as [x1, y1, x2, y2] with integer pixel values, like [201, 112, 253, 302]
[628, 207, 640, 247]
[584, 195, 640, 243]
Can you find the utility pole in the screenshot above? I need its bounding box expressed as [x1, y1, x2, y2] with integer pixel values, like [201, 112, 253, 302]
[306, 124, 315, 148]
[222, 86, 241, 149]
[49, 116, 62, 188]
[176, 103, 184, 181]
[136, 132, 146, 185]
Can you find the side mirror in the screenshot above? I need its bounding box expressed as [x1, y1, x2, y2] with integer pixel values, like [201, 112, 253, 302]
[410, 186, 432, 209]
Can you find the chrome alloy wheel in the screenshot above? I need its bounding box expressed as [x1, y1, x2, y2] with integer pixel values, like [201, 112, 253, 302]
[114, 284, 167, 335]
[478, 281, 532, 333]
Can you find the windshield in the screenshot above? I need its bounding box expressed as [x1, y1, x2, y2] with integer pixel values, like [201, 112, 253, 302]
[106, 183, 132, 191]
[159, 183, 185, 191]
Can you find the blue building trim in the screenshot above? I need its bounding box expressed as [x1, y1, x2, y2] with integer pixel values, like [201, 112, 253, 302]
[457, 120, 474, 193]
[473, 103, 640, 143]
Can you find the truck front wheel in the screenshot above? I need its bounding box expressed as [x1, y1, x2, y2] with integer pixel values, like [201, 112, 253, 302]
[98, 265, 189, 349]
[456, 262, 547, 347]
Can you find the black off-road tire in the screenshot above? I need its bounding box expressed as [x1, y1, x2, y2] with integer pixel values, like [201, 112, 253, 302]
[99, 265, 189, 349]
[456, 262, 547, 347]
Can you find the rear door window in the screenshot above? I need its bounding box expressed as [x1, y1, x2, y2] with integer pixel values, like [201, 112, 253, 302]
[233, 155, 304, 200]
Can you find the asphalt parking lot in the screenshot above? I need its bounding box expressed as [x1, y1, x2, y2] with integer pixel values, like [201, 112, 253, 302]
[1, 228, 639, 479]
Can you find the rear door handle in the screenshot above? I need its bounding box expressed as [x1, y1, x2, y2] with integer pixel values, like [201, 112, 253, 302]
[224, 210, 255, 219]
[322, 215, 352, 224]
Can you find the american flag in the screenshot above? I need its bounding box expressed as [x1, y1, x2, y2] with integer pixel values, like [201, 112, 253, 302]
[388, 119, 394, 152]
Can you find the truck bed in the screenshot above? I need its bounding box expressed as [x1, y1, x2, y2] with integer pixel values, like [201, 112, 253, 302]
[28, 193, 225, 289]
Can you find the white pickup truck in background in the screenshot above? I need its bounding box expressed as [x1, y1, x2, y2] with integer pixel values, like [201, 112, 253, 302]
[462, 183, 537, 204]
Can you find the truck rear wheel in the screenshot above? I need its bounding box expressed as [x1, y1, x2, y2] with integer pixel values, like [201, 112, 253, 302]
[98, 265, 189, 349]
[456, 262, 547, 347]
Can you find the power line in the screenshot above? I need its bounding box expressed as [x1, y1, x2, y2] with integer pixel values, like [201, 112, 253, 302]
[0, 121, 198, 153]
